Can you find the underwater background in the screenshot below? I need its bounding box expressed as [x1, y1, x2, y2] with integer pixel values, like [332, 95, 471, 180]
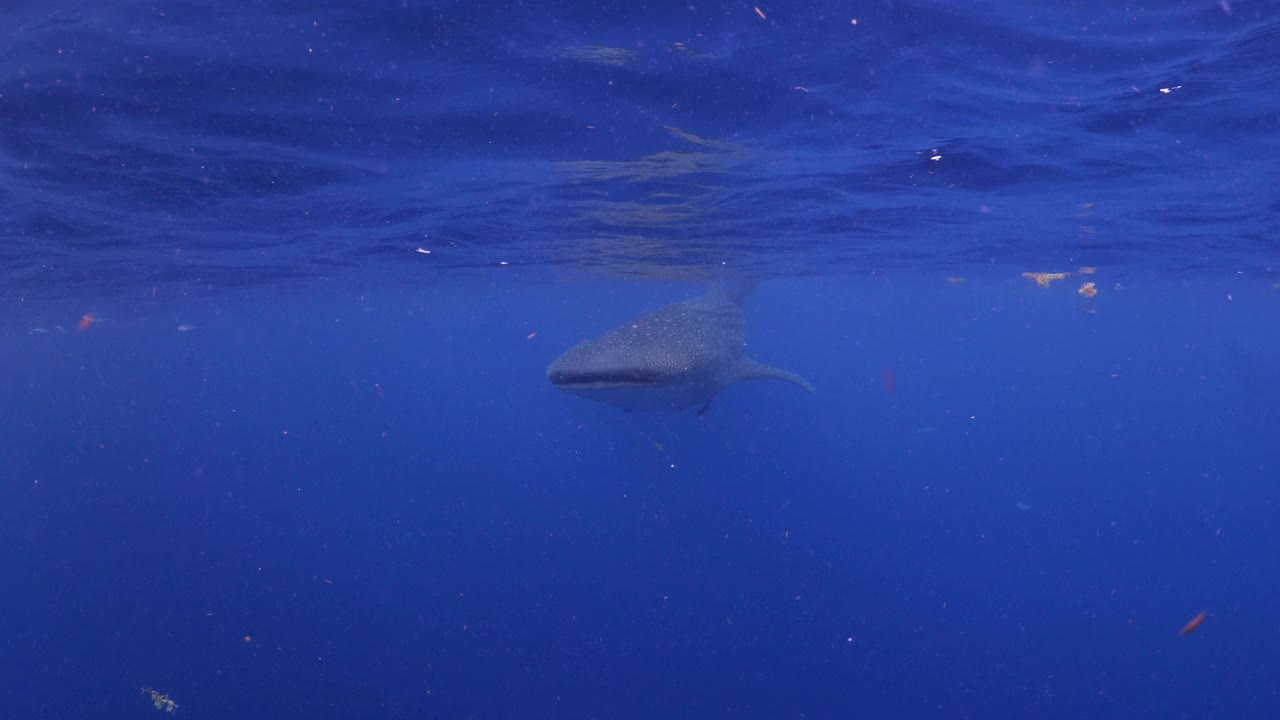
[2, 0, 1278, 718]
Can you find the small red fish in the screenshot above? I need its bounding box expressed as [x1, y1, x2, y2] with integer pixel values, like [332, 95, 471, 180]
[881, 366, 896, 397]
[1179, 610, 1207, 636]
[77, 313, 95, 332]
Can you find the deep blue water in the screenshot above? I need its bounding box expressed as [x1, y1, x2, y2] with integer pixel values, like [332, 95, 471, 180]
[2, 1, 1279, 718]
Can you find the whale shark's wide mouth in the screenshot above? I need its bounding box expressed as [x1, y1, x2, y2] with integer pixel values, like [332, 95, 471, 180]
[547, 368, 663, 388]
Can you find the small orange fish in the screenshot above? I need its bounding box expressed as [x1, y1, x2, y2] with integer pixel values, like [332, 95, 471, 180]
[374, 383, 384, 400]
[526, 332, 537, 340]
[1179, 610, 1207, 636]
[77, 313, 95, 332]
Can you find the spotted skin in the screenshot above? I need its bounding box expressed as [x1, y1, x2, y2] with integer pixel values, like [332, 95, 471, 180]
[546, 282, 814, 412]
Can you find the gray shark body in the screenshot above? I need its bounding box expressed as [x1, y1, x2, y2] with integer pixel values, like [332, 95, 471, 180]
[546, 282, 814, 413]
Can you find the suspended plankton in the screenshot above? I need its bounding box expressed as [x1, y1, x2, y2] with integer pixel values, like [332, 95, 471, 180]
[142, 688, 178, 713]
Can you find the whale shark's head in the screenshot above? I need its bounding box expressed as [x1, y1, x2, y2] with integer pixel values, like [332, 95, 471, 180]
[546, 310, 719, 410]
[546, 283, 812, 413]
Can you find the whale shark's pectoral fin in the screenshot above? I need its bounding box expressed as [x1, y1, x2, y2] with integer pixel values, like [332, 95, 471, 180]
[694, 359, 812, 415]
[733, 358, 816, 394]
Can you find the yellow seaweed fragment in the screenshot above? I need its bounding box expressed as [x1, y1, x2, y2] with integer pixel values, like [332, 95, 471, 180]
[1078, 282, 1098, 298]
[1078, 266, 1097, 275]
[142, 687, 178, 713]
[1023, 271, 1071, 288]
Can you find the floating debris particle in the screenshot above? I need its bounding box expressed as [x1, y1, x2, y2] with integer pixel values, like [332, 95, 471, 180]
[754, 6, 767, 20]
[1078, 266, 1097, 275]
[555, 45, 635, 66]
[1015, 502, 1030, 511]
[176, 324, 198, 332]
[1078, 282, 1098, 298]
[946, 277, 965, 284]
[1023, 272, 1070, 288]
[666, 42, 718, 60]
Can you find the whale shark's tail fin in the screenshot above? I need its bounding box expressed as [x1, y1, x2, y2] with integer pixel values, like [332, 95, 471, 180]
[706, 279, 760, 306]
[734, 358, 816, 394]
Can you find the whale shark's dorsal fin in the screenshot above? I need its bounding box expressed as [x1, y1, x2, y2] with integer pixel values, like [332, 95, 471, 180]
[705, 279, 760, 306]
[733, 358, 816, 393]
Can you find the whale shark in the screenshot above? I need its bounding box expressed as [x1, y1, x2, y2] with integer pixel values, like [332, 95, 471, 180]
[546, 281, 814, 413]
